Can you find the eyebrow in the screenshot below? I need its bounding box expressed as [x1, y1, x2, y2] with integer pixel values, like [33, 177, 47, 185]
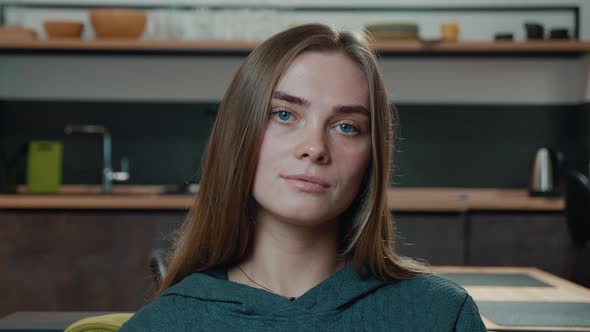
[272, 91, 310, 107]
[272, 91, 369, 117]
[335, 105, 370, 117]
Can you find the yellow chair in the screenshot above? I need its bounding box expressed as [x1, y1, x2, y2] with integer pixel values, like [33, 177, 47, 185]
[64, 313, 133, 332]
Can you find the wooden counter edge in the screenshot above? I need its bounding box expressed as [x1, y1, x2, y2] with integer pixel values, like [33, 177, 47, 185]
[1, 39, 590, 53]
[0, 188, 564, 211]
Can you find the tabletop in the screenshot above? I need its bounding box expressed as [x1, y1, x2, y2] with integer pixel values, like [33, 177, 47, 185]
[434, 266, 590, 331]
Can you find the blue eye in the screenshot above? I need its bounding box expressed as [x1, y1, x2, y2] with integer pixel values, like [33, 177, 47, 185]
[338, 123, 357, 134]
[275, 110, 292, 122]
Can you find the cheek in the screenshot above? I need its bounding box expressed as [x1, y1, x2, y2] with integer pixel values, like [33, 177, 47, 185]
[253, 127, 294, 193]
[333, 139, 372, 180]
[329, 139, 371, 217]
[256, 128, 287, 173]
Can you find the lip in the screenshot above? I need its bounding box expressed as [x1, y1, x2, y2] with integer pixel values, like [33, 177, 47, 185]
[281, 174, 331, 193]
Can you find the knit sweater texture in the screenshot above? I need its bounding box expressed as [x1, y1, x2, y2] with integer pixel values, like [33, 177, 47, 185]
[119, 262, 487, 331]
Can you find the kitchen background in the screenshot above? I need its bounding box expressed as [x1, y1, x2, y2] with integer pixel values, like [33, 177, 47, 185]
[1, 0, 590, 320]
[1, 0, 590, 189]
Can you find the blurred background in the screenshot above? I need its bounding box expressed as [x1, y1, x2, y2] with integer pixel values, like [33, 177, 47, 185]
[0, 0, 589, 321]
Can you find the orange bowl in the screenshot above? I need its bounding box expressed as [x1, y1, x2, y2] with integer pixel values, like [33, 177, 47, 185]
[0, 26, 37, 40]
[90, 9, 146, 39]
[43, 20, 84, 38]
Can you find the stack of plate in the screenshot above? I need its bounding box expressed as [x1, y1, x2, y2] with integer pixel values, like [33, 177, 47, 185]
[364, 23, 419, 41]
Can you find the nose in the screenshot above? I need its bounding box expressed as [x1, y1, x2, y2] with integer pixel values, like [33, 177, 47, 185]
[294, 126, 331, 164]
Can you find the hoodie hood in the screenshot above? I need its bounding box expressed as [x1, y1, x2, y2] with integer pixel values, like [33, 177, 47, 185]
[162, 261, 391, 317]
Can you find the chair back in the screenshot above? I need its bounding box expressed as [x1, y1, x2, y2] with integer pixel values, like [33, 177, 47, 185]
[563, 169, 590, 249]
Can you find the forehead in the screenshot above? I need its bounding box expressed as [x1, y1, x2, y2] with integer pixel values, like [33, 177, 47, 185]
[274, 51, 369, 107]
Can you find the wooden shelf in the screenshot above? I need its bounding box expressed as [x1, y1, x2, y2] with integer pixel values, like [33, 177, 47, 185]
[0, 39, 589, 55]
[377, 40, 590, 53]
[0, 38, 258, 52]
[0, 187, 564, 212]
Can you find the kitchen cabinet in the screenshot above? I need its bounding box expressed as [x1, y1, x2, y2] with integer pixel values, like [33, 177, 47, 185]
[0, 208, 575, 315]
[468, 212, 573, 278]
[0, 209, 185, 317]
[393, 212, 466, 265]
[392, 211, 574, 280]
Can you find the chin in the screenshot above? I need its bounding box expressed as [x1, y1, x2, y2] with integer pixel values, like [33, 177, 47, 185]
[280, 213, 339, 228]
[269, 200, 342, 227]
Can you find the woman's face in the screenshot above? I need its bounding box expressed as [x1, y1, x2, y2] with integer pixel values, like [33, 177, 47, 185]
[252, 51, 371, 226]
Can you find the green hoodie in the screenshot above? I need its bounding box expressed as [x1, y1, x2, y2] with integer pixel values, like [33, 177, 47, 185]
[119, 262, 486, 331]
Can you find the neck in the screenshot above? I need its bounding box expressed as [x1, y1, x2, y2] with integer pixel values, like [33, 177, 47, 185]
[228, 210, 346, 299]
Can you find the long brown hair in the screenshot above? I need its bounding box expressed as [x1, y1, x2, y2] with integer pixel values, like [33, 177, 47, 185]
[158, 23, 427, 296]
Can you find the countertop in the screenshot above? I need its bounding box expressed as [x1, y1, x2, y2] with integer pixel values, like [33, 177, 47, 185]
[0, 186, 564, 212]
[431, 266, 590, 331]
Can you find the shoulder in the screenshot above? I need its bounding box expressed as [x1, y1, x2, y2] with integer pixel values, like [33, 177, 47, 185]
[118, 294, 179, 332]
[118, 271, 226, 331]
[409, 273, 469, 300]
[381, 273, 469, 303]
[372, 274, 487, 331]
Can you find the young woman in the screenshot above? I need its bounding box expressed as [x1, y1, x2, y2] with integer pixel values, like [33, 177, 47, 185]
[119, 24, 487, 331]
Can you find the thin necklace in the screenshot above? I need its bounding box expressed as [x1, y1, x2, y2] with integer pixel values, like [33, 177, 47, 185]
[237, 265, 297, 301]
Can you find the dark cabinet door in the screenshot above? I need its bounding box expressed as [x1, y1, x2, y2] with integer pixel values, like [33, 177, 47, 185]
[0, 210, 185, 316]
[393, 212, 465, 265]
[468, 211, 573, 278]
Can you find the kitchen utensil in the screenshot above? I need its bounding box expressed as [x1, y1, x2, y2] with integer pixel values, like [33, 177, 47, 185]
[364, 23, 419, 41]
[43, 20, 84, 38]
[26, 141, 63, 194]
[549, 28, 570, 40]
[529, 146, 560, 197]
[90, 9, 146, 39]
[440, 22, 459, 42]
[524, 22, 544, 40]
[494, 33, 513, 41]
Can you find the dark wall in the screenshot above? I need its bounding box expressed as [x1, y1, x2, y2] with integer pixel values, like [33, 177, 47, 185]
[0, 100, 218, 187]
[392, 103, 589, 187]
[1, 100, 588, 188]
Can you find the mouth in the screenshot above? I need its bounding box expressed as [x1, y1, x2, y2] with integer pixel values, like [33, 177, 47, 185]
[281, 174, 330, 193]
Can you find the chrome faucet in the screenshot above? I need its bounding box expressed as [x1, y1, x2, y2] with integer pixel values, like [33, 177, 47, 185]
[64, 124, 129, 195]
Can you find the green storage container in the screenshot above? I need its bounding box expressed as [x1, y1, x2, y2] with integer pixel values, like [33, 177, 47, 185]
[26, 141, 63, 194]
